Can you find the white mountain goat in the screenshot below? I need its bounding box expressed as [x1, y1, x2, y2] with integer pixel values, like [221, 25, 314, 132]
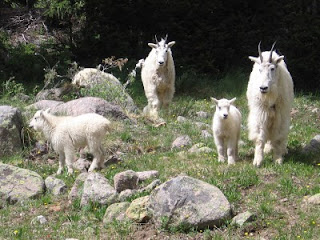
[141, 35, 176, 119]
[29, 109, 111, 174]
[212, 97, 242, 165]
[247, 42, 294, 167]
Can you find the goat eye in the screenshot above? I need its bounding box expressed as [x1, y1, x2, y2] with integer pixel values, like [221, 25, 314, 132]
[218, 107, 221, 110]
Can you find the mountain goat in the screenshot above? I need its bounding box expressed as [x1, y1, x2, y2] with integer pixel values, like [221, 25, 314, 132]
[212, 98, 242, 165]
[29, 110, 111, 174]
[247, 42, 294, 167]
[141, 35, 175, 119]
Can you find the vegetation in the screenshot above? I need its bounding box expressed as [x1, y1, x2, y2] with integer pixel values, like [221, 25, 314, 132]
[0, 71, 320, 239]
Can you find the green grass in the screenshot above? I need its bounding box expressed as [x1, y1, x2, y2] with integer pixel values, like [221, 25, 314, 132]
[1, 69, 320, 239]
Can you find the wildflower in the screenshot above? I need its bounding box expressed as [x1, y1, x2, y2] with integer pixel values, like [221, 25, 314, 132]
[111, 166, 116, 169]
[317, 163, 320, 166]
[44, 202, 47, 205]
[297, 236, 301, 238]
[244, 232, 249, 236]
[312, 221, 316, 225]
[14, 230, 19, 235]
[200, 230, 203, 233]
[306, 185, 310, 188]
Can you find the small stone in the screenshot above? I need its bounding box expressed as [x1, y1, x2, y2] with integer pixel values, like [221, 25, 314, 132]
[231, 211, 255, 227]
[305, 193, 320, 205]
[141, 179, 161, 192]
[103, 202, 130, 224]
[114, 170, 139, 193]
[73, 158, 91, 172]
[136, 170, 159, 182]
[195, 122, 210, 130]
[119, 189, 138, 202]
[45, 176, 67, 195]
[172, 135, 192, 149]
[177, 116, 187, 122]
[201, 130, 212, 139]
[196, 111, 209, 119]
[126, 196, 151, 223]
[31, 215, 47, 225]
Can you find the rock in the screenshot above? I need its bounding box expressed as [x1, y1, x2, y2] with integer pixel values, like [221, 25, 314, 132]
[141, 179, 161, 192]
[195, 122, 210, 130]
[27, 100, 63, 111]
[188, 143, 213, 154]
[114, 170, 139, 193]
[0, 106, 23, 157]
[149, 175, 232, 230]
[196, 111, 209, 119]
[136, 170, 159, 182]
[231, 211, 255, 227]
[118, 189, 138, 202]
[80, 172, 118, 206]
[31, 215, 47, 225]
[72, 68, 138, 113]
[45, 176, 67, 196]
[103, 202, 130, 224]
[73, 158, 91, 172]
[303, 135, 320, 153]
[126, 196, 151, 223]
[83, 227, 95, 238]
[304, 193, 320, 205]
[201, 130, 212, 139]
[50, 97, 129, 121]
[177, 116, 187, 123]
[68, 173, 89, 201]
[172, 135, 192, 149]
[0, 163, 45, 204]
[35, 85, 78, 101]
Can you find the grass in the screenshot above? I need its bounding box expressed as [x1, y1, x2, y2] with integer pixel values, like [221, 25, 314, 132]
[1, 69, 320, 239]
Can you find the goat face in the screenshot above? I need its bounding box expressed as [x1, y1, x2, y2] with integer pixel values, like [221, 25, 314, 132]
[29, 109, 50, 131]
[212, 97, 236, 120]
[249, 42, 284, 94]
[148, 38, 175, 67]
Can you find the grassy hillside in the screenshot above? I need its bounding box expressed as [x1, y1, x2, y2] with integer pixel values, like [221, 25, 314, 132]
[0, 70, 319, 239]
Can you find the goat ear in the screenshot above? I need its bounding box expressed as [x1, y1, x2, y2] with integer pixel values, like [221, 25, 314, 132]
[275, 56, 284, 64]
[167, 41, 175, 48]
[211, 97, 218, 104]
[44, 108, 51, 114]
[148, 43, 157, 48]
[229, 98, 236, 104]
[249, 56, 260, 64]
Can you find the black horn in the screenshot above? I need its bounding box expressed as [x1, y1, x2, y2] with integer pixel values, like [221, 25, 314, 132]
[269, 41, 277, 63]
[258, 41, 263, 63]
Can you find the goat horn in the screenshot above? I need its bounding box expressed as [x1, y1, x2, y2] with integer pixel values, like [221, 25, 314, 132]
[269, 41, 277, 63]
[258, 41, 263, 63]
[155, 35, 159, 44]
[164, 34, 168, 42]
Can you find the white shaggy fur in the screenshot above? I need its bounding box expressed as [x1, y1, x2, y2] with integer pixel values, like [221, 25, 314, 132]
[247, 43, 294, 167]
[212, 98, 242, 165]
[29, 110, 111, 174]
[141, 36, 175, 119]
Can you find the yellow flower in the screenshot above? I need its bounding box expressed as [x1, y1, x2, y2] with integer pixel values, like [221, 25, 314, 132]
[312, 221, 316, 225]
[297, 236, 301, 239]
[244, 232, 249, 236]
[306, 185, 310, 188]
[317, 163, 320, 166]
[14, 230, 19, 235]
[44, 202, 47, 205]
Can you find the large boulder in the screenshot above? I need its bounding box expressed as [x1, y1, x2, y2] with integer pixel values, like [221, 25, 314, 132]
[0, 163, 45, 204]
[0, 106, 23, 157]
[103, 202, 130, 224]
[35, 85, 78, 101]
[27, 100, 64, 111]
[80, 172, 118, 206]
[72, 68, 138, 113]
[149, 175, 232, 230]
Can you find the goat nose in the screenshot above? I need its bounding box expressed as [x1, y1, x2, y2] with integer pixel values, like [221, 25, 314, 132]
[260, 86, 268, 92]
[223, 114, 228, 119]
[158, 61, 164, 65]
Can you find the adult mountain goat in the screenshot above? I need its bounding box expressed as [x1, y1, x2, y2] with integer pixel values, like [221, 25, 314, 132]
[141, 35, 175, 119]
[29, 109, 111, 174]
[247, 42, 294, 167]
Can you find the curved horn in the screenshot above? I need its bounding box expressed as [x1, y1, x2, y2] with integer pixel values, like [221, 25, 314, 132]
[258, 41, 263, 63]
[269, 41, 276, 63]
[155, 35, 159, 44]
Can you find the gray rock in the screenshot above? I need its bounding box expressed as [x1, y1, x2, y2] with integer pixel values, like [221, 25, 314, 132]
[141, 179, 161, 192]
[45, 176, 67, 195]
[303, 135, 320, 153]
[118, 189, 138, 202]
[80, 172, 118, 206]
[136, 170, 159, 182]
[172, 135, 192, 149]
[126, 196, 151, 223]
[114, 170, 139, 193]
[149, 175, 232, 230]
[177, 116, 187, 123]
[201, 130, 212, 139]
[73, 158, 91, 172]
[0, 163, 45, 204]
[31, 215, 47, 225]
[0, 106, 23, 157]
[231, 211, 255, 227]
[195, 122, 210, 130]
[72, 68, 138, 113]
[35, 85, 78, 101]
[196, 111, 209, 119]
[103, 202, 130, 224]
[27, 100, 63, 111]
[50, 97, 129, 121]
[188, 143, 213, 154]
[68, 173, 89, 201]
[304, 193, 320, 205]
